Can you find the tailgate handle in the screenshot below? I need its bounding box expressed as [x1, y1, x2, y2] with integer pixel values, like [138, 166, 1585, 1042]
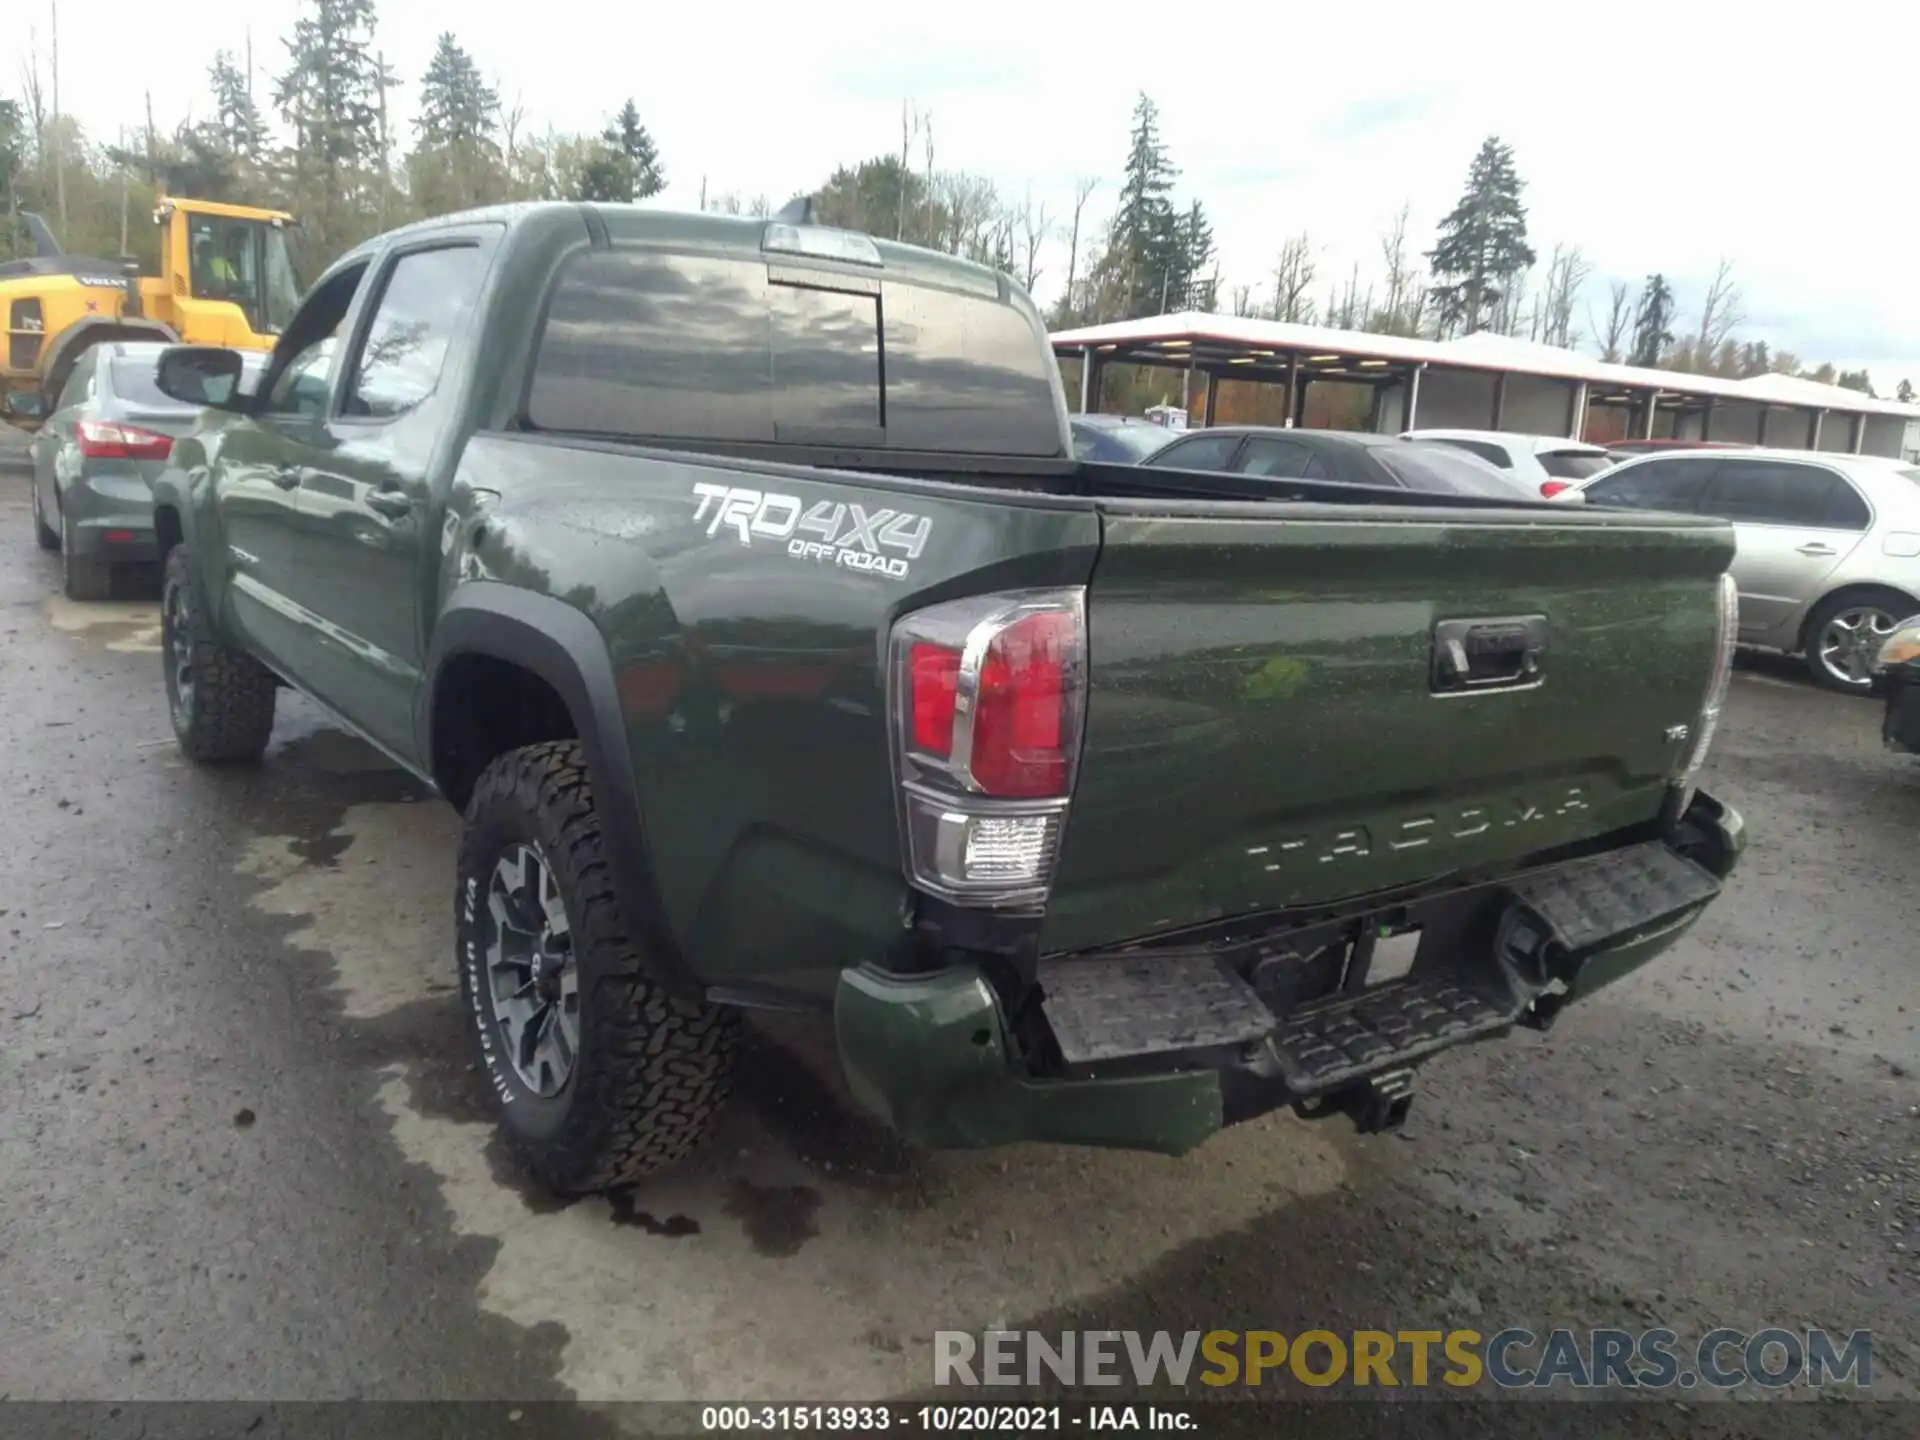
[1432, 615, 1547, 694]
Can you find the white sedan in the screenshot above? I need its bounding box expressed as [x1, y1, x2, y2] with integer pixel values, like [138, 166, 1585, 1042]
[1400, 429, 1616, 498]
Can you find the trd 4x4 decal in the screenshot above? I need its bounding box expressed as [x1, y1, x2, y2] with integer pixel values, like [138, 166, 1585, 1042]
[691, 482, 931, 580]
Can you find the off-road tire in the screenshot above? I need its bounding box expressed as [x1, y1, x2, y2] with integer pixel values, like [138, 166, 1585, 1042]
[32, 482, 59, 552]
[457, 740, 737, 1195]
[161, 545, 278, 761]
[60, 509, 112, 600]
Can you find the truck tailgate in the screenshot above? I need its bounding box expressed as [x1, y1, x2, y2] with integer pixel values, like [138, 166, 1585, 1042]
[1041, 505, 1735, 954]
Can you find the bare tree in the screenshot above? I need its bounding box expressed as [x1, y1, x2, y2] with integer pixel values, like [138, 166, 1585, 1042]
[895, 99, 926, 241]
[1376, 202, 1419, 335]
[748, 193, 771, 218]
[1269, 232, 1317, 323]
[1012, 187, 1049, 294]
[1491, 261, 1532, 337]
[920, 109, 935, 245]
[1539, 243, 1592, 349]
[1694, 257, 1745, 356]
[1229, 281, 1257, 317]
[1593, 280, 1632, 363]
[1057, 175, 1097, 324]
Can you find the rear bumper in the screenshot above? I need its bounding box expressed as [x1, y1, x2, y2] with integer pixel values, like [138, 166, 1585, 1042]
[64, 513, 159, 564]
[835, 789, 1742, 1156]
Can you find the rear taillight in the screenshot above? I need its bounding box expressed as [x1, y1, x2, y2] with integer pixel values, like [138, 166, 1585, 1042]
[1673, 572, 1739, 811]
[889, 588, 1087, 908]
[1539, 480, 1572, 498]
[77, 419, 171, 460]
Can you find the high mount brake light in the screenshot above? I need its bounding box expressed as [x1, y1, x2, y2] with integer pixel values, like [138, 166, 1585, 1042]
[889, 588, 1088, 909]
[77, 419, 171, 460]
[761, 222, 883, 268]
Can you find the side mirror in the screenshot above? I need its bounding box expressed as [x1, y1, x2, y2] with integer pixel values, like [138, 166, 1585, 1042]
[155, 345, 249, 410]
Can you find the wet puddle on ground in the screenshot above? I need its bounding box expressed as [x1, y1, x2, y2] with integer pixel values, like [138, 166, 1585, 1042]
[42, 596, 163, 653]
[228, 730, 1352, 1400]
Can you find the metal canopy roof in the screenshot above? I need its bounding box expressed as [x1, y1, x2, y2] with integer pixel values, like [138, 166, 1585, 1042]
[1049, 313, 1920, 419]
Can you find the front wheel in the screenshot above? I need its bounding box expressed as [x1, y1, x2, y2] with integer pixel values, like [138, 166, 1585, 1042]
[457, 740, 737, 1195]
[161, 546, 278, 761]
[1804, 588, 1914, 693]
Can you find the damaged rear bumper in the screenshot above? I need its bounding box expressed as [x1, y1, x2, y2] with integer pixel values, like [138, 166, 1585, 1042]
[834, 789, 1743, 1156]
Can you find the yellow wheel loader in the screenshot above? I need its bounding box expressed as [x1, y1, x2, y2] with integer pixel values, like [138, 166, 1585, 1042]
[1, 197, 299, 431]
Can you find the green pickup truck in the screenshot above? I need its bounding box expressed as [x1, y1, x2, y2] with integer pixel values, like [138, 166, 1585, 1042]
[148, 200, 1746, 1196]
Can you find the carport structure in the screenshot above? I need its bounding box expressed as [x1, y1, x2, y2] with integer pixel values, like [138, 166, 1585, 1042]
[1050, 315, 1920, 459]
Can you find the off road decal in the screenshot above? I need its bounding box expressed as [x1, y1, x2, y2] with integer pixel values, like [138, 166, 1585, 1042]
[691, 482, 930, 580]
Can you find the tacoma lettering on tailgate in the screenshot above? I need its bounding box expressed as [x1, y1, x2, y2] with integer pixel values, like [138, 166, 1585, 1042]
[1245, 786, 1591, 875]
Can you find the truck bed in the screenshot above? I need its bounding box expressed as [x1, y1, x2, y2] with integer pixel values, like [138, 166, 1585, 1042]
[453, 430, 1733, 975]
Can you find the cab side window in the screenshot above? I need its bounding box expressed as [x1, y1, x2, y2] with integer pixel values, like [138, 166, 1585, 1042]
[342, 245, 485, 421]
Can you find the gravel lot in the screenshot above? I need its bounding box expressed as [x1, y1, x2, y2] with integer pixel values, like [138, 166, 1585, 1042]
[1, 430, 1913, 1429]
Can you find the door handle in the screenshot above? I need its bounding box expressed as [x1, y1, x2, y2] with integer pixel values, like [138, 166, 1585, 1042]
[1795, 542, 1837, 557]
[365, 488, 414, 519]
[269, 465, 303, 490]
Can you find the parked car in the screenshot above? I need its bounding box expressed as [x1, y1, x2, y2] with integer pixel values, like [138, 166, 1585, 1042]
[1871, 614, 1920, 753]
[1069, 413, 1174, 463]
[1140, 425, 1540, 500]
[1561, 448, 1920, 691]
[30, 340, 266, 598]
[1601, 439, 1753, 458]
[146, 201, 1742, 1197]
[1401, 428, 1616, 498]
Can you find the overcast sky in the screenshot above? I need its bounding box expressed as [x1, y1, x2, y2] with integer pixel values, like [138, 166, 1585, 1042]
[29, 0, 1920, 390]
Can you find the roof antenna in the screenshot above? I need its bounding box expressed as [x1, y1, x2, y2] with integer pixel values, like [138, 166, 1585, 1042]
[772, 194, 817, 226]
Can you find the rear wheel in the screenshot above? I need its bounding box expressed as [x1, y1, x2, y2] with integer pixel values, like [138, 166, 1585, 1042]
[457, 740, 737, 1195]
[32, 482, 59, 552]
[1804, 588, 1913, 693]
[161, 545, 278, 761]
[59, 509, 112, 601]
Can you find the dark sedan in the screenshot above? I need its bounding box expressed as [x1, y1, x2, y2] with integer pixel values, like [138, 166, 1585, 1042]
[1069, 413, 1178, 463]
[1138, 425, 1536, 499]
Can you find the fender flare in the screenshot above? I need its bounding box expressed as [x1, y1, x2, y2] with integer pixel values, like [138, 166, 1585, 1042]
[41, 317, 181, 404]
[422, 581, 698, 997]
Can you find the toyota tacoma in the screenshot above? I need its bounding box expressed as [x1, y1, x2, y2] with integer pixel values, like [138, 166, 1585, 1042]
[147, 200, 1745, 1195]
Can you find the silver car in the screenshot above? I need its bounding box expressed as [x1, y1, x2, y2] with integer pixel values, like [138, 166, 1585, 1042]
[1564, 447, 1920, 692]
[30, 342, 265, 599]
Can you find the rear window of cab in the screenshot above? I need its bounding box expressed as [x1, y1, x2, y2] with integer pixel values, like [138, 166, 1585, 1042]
[524, 249, 1063, 456]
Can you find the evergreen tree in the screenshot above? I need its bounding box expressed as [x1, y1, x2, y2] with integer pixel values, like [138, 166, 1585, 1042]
[1898, 378, 1914, 404]
[1739, 339, 1771, 378]
[208, 52, 268, 160]
[273, 0, 387, 254]
[415, 34, 498, 150]
[1109, 93, 1179, 316]
[408, 33, 504, 213]
[1426, 136, 1535, 337]
[576, 99, 664, 203]
[1629, 274, 1675, 368]
[1169, 200, 1214, 311]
